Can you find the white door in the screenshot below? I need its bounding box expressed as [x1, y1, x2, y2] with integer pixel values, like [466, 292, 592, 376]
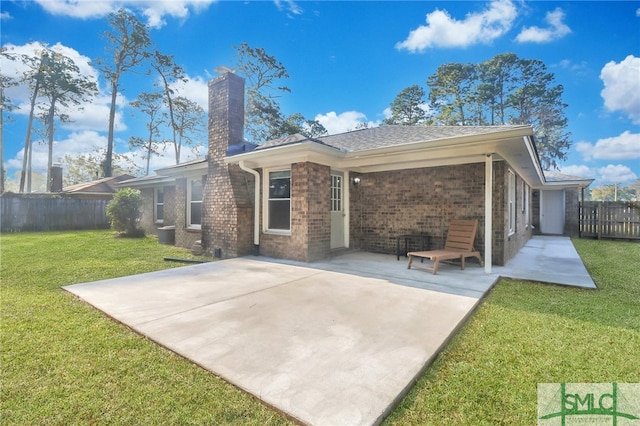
[330, 173, 345, 249]
[541, 190, 564, 234]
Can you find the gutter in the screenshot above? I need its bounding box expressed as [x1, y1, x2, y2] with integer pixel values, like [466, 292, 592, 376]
[239, 160, 260, 253]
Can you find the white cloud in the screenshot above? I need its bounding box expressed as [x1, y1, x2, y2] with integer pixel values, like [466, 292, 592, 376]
[315, 111, 378, 135]
[1, 11, 12, 20]
[274, 0, 302, 16]
[2, 41, 127, 132]
[124, 141, 202, 175]
[516, 7, 571, 43]
[597, 164, 638, 183]
[395, 0, 517, 52]
[558, 59, 588, 74]
[600, 55, 640, 124]
[34, 0, 215, 28]
[560, 164, 595, 179]
[169, 74, 209, 112]
[6, 131, 107, 173]
[2, 41, 98, 102]
[576, 131, 640, 161]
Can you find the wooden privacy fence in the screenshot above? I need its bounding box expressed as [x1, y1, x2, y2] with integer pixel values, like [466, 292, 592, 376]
[579, 201, 640, 240]
[0, 193, 110, 232]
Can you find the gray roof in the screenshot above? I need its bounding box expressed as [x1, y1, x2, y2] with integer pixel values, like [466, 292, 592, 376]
[254, 125, 532, 153]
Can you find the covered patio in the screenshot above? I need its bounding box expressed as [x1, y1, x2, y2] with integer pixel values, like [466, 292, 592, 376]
[64, 236, 594, 426]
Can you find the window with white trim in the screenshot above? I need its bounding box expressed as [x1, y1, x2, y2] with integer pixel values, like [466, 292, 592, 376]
[508, 170, 516, 235]
[187, 177, 203, 229]
[154, 188, 164, 224]
[522, 181, 530, 229]
[331, 174, 342, 212]
[267, 170, 291, 231]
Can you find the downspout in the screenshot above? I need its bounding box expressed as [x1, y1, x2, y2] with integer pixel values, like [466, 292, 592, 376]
[239, 160, 260, 255]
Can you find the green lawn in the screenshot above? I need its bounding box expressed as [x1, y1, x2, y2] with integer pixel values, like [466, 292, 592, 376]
[384, 238, 640, 425]
[1, 231, 292, 425]
[1, 231, 639, 425]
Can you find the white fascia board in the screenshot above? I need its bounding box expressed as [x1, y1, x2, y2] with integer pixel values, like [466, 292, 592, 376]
[225, 141, 344, 169]
[537, 179, 595, 190]
[523, 135, 546, 186]
[117, 176, 175, 189]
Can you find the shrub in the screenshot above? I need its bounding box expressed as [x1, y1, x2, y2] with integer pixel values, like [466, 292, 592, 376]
[106, 188, 145, 237]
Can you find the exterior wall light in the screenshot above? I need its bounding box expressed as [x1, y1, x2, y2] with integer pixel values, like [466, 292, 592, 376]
[353, 177, 361, 185]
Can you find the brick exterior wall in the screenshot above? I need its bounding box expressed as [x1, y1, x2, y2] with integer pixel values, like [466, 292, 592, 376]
[138, 188, 156, 235]
[498, 163, 533, 264]
[201, 72, 255, 259]
[350, 163, 488, 259]
[137, 186, 177, 238]
[173, 177, 203, 250]
[260, 162, 332, 262]
[349, 161, 531, 266]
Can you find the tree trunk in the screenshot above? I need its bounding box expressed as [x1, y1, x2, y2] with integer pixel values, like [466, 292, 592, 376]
[19, 77, 40, 192]
[105, 79, 118, 177]
[46, 96, 56, 191]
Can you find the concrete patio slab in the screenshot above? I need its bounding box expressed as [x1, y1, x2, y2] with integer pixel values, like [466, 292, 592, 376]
[65, 257, 485, 426]
[63, 235, 595, 425]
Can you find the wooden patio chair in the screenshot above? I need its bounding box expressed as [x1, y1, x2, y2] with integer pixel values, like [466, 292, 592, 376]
[407, 219, 483, 275]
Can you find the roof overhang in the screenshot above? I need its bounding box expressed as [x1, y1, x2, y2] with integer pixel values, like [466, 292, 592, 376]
[226, 126, 546, 187]
[117, 175, 175, 189]
[538, 178, 595, 190]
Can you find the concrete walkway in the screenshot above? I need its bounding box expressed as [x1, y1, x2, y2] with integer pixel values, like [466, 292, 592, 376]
[495, 235, 596, 288]
[63, 236, 594, 426]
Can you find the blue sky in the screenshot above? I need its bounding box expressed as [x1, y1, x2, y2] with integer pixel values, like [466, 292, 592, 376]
[1, 0, 639, 190]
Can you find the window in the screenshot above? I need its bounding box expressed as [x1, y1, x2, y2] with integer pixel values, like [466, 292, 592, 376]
[331, 174, 342, 212]
[187, 177, 203, 229]
[267, 170, 291, 231]
[508, 170, 516, 235]
[154, 188, 164, 224]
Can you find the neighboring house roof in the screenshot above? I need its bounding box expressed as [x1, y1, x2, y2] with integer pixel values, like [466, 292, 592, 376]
[63, 174, 135, 195]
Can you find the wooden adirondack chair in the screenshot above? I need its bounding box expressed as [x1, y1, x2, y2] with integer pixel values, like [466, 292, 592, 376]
[407, 219, 483, 275]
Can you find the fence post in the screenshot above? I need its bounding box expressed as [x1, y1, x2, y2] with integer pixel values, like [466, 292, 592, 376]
[597, 203, 603, 240]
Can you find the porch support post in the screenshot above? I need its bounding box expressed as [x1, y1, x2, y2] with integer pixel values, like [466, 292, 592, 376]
[343, 170, 350, 248]
[484, 154, 493, 273]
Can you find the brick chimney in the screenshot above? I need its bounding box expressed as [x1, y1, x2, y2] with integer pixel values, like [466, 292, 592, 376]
[49, 164, 63, 192]
[201, 72, 255, 258]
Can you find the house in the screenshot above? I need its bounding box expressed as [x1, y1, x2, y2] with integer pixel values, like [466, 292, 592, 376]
[62, 174, 135, 200]
[121, 72, 593, 271]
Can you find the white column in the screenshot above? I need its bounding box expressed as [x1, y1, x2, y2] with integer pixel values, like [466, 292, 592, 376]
[343, 170, 350, 248]
[484, 154, 493, 273]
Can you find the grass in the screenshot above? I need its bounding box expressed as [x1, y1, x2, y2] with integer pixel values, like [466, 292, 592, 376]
[1, 231, 292, 426]
[384, 238, 640, 425]
[1, 231, 639, 425]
